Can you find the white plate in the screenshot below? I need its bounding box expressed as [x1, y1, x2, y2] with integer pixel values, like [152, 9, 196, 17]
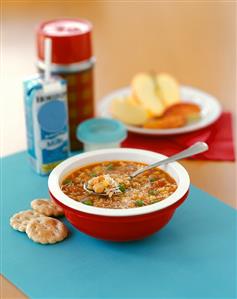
[98, 85, 222, 135]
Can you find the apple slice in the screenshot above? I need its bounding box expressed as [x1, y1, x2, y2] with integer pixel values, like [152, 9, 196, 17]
[132, 73, 165, 116]
[110, 97, 148, 125]
[156, 73, 180, 107]
[127, 95, 138, 105]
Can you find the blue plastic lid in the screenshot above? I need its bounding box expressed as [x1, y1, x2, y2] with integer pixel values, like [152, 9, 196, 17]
[77, 118, 127, 144]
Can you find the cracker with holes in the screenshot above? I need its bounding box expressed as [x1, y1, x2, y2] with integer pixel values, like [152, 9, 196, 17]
[26, 217, 68, 244]
[31, 198, 64, 217]
[10, 210, 42, 232]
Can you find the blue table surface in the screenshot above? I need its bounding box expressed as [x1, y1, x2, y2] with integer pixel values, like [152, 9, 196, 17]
[1, 152, 237, 299]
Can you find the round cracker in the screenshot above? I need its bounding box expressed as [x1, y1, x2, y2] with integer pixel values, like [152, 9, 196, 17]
[10, 210, 42, 232]
[26, 217, 68, 244]
[31, 199, 64, 217]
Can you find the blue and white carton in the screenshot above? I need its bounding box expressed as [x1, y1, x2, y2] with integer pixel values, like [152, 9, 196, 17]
[23, 75, 70, 175]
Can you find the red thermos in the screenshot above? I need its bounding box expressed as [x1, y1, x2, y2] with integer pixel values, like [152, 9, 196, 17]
[36, 19, 95, 150]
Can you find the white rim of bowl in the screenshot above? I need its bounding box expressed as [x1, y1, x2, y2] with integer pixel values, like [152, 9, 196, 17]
[48, 148, 190, 217]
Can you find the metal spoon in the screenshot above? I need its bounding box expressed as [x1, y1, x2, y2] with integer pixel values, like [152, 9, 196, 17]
[83, 142, 208, 196]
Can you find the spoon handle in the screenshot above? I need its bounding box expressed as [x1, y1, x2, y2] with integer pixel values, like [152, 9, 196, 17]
[131, 142, 208, 178]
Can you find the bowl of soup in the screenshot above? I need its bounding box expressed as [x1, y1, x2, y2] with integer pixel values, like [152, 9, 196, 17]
[48, 148, 190, 241]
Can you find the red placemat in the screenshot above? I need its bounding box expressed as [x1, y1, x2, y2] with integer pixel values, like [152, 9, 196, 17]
[122, 112, 235, 161]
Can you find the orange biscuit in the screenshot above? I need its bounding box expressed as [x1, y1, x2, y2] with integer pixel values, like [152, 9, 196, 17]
[164, 103, 201, 122]
[143, 115, 186, 129]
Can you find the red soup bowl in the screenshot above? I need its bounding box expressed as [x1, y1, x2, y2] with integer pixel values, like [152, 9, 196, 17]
[48, 148, 190, 242]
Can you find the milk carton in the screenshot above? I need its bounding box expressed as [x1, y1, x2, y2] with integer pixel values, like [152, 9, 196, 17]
[23, 75, 70, 175]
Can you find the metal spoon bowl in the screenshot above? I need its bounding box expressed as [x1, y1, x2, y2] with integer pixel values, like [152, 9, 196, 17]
[83, 183, 121, 196]
[83, 142, 208, 196]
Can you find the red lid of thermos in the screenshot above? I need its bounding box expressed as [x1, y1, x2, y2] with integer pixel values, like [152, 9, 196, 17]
[37, 18, 93, 64]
